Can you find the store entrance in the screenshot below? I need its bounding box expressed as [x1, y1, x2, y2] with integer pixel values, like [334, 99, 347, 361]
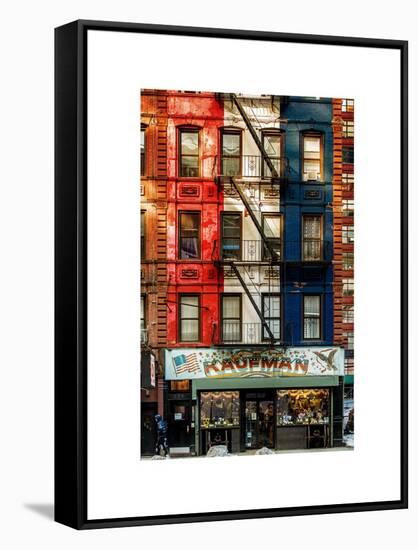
[141, 402, 157, 456]
[168, 400, 191, 450]
[243, 393, 275, 449]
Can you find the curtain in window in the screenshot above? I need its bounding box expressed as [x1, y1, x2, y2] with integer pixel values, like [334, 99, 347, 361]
[180, 213, 199, 259]
[304, 296, 320, 338]
[222, 296, 240, 341]
[303, 216, 321, 260]
[180, 297, 199, 341]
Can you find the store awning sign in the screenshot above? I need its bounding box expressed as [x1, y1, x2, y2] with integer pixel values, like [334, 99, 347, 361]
[165, 347, 344, 380]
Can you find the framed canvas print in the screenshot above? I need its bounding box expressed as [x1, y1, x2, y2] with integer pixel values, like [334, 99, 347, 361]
[55, 20, 408, 529]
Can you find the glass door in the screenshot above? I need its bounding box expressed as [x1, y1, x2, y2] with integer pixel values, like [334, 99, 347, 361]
[258, 400, 274, 448]
[244, 400, 258, 448]
[244, 398, 274, 449]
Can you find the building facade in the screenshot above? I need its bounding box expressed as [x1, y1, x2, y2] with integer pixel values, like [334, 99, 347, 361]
[332, 98, 355, 440]
[141, 90, 350, 457]
[140, 90, 170, 454]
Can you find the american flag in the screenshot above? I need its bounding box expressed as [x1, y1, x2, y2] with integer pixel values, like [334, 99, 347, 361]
[172, 353, 200, 376]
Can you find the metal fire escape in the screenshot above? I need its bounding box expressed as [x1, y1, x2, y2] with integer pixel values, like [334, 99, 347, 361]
[215, 93, 287, 345]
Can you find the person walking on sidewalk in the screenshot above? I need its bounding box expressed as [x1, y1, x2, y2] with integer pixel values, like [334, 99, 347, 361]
[154, 414, 169, 457]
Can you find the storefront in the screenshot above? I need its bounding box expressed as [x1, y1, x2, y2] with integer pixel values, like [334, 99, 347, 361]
[140, 350, 158, 456]
[165, 347, 345, 455]
[195, 384, 338, 454]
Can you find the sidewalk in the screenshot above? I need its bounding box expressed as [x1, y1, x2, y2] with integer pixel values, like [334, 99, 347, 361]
[143, 445, 354, 460]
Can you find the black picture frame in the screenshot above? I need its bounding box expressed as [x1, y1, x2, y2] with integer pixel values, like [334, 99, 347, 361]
[55, 19, 408, 530]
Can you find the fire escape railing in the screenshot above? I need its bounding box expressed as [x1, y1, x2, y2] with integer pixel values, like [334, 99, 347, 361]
[226, 262, 276, 342]
[218, 240, 332, 263]
[230, 93, 280, 180]
[215, 94, 316, 345]
[219, 155, 285, 181]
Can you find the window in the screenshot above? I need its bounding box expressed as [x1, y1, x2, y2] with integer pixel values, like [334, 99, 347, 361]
[343, 305, 354, 323]
[262, 214, 281, 259]
[179, 295, 200, 342]
[140, 295, 147, 344]
[221, 213, 241, 260]
[342, 225, 354, 244]
[221, 130, 241, 176]
[277, 389, 329, 426]
[179, 129, 199, 177]
[342, 120, 354, 137]
[140, 128, 146, 176]
[200, 391, 240, 428]
[141, 211, 146, 259]
[342, 200, 354, 217]
[343, 278, 354, 296]
[342, 99, 354, 112]
[170, 380, 190, 392]
[344, 331, 354, 349]
[262, 131, 281, 177]
[262, 294, 281, 340]
[179, 212, 200, 259]
[221, 295, 241, 342]
[344, 357, 354, 375]
[303, 295, 321, 339]
[302, 134, 322, 181]
[303, 215, 322, 260]
[342, 146, 354, 164]
[343, 252, 354, 270]
[342, 173, 354, 188]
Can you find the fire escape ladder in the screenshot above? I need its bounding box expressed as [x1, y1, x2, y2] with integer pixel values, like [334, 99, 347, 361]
[227, 262, 275, 342]
[229, 177, 279, 262]
[230, 93, 279, 179]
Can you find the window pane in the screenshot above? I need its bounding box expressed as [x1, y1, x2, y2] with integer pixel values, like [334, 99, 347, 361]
[304, 137, 320, 155]
[342, 147, 354, 163]
[181, 212, 199, 231]
[303, 161, 321, 180]
[342, 173, 354, 184]
[181, 132, 198, 154]
[303, 216, 321, 238]
[342, 99, 354, 112]
[343, 305, 354, 323]
[342, 225, 354, 244]
[222, 215, 240, 237]
[263, 295, 280, 339]
[304, 296, 320, 339]
[222, 133, 240, 156]
[343, 252, 354, 270]
[181, 296, 198, 319]
[303, 216, 321, 260]
[222, 296, 240, 318]
[180, 213, 200, 259]
[140, 296, 145, 328]
[141, 129, 146, 176]
[342, 200, 354, 216]
[304, 296, 320, 315]
[180, 296, 199, 342]
[181, 320, 199, 341]
[304, 318, 319, 339]
[180, 156, 199, 177]
[265, 319, 281, 338]
[343, 120, 354, 137]
[263, 295, 280, 317]
[343, 279, 354, 296]
[263, 134, 281, 157]
[222, 157, 241, 176]
[263, 216, 281, 238]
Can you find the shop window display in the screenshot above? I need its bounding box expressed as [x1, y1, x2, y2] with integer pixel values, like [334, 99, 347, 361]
[276, 389, 329, 426]
[200, 391, 240, 429]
